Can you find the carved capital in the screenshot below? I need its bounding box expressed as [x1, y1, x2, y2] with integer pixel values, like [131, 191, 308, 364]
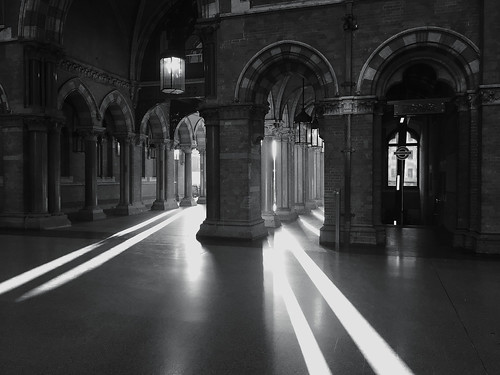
[264, 120, 281, 137]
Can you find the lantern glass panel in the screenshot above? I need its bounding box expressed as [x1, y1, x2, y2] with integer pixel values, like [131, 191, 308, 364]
[160, 56, 185, 94]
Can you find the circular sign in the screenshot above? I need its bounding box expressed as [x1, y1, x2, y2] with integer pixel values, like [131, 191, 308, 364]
[394, 146, 411, 160]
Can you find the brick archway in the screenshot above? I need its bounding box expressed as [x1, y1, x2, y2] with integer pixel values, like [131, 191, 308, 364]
[140, 103, 169, 140]
[99, 90, 134, 134]
[235, 40, 339, 104]
[58, 78, 99, 126]
[357, 26, 480, 96]
[18, 0, 72, 43]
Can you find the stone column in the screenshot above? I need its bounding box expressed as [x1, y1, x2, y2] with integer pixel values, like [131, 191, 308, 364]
[275, 129, 297, 221]
[114, 134, 131, 213]
[79, 129, 105, 221]
[475, 87, 500, 253]
[152, 142, 168, 210]
[318, 97, 379, 247]
[261, 132, 280, 228]
[293, 143, 309, 214]
[197, 103, 267, 241]
[314, 147, 323, 206]
[197, 148, 207, 204]
[28, 121, 49, 216]
[164, 140, 178, 210]
[47, 121, 71, 227]
[372, 104, 386, 244]
[200, 107, 220, 223]
[0, 116, 26, 226]
[128, 135, 146, 214]
[306, 146, 317, 209]
[180, 146, 197, 206]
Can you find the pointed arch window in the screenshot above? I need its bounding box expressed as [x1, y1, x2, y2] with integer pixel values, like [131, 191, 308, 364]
[387, 130, 419, 187]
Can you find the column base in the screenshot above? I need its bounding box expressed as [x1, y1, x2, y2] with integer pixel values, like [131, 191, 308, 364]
[78, 207, 106, 221]
[320, 224, 384, 247]
[276, 208, 298, 222]
[197, 219, 268, 241]
[460, 230, 500, 254]
[293, 203, 310, 215]
[349, 225, 379, 245]
[197, 196, 207, 204]
[262, 212, 281, 228]
[0, 213, 72, 229]
[180, 197, 197, 207]
[314, 199, 324, 207]
[319, 224, 339, 248]
[306, 200, 318, 210]
[152, 199, 179, 211]
[112, 203, 148, 216]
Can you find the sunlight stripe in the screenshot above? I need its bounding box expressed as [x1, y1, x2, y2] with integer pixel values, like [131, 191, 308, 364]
[298, 217, 320, 236]
[268, 247, 332, 375]
[16, 210, 187, 302]
[0, 241, 105, 296]
[0, 209, 179, 297]
[283, 230, 414, 375]
[311, 210, 324, 222]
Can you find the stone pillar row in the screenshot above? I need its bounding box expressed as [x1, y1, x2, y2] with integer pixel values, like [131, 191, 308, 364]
[0, 114, 71, 229]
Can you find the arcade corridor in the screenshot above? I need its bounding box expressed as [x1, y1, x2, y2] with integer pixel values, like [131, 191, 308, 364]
[1, 206, 499, 375]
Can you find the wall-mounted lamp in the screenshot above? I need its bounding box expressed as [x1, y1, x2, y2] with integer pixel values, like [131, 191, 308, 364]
[342, 14, 358, 31]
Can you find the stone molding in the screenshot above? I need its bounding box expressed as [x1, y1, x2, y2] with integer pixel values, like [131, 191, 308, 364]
[479, 85, 500, 106]
[317, 96, 377, 117]
[59, 58, 131, 90]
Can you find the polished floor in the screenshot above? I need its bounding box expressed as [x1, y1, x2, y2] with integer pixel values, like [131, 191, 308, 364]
[0, 206, 499, 375]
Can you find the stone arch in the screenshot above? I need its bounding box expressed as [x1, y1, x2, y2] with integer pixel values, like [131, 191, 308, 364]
[18, 0, 71, 43]
[357, 26, 480, 96]
[99, 90, 134, 134]
[193, 116, 206, 150]
[174, 112, 200, 148]
[235, 40, 339, 104]
[0, 83, 10, 113]
[139, 103, 169, 140]
[58, 78, 99, 127]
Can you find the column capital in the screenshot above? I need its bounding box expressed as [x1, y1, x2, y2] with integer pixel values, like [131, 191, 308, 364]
[454, 91, 480, 111]
[151, 138, 168, 146]
[115, 132, 136, 143]
[77, 127, 105, 140]
[181, 145, 193, 154]
[134, 133, 148, 146]
[24, 115, 65, 132]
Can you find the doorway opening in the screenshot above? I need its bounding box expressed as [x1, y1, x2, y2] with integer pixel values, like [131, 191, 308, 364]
[381, 63, 457, 230]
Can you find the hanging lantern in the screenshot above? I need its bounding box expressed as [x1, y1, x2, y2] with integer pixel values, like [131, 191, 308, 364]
[310, 117, 323, 148]
[160, 50, 185, 94]
[294, 111, 312, 145]
[147, 143, 157, 159]
[294, 79, 312, 145]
